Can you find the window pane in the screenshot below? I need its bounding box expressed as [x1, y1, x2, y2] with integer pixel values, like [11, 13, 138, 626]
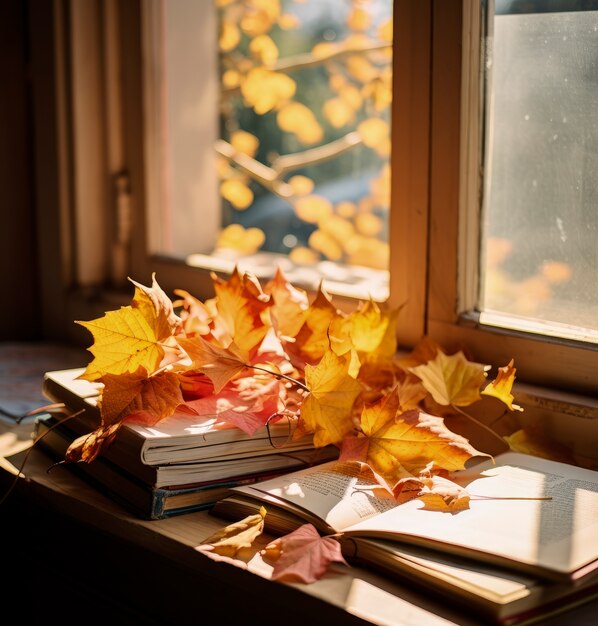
[480, 2, 598, 342]
[146, 0, 392, 300]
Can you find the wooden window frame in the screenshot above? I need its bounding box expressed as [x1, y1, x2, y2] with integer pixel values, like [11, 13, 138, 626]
[36, 0, 598, 404]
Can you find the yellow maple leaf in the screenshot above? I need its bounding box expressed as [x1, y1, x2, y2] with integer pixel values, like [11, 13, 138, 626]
[340, 390, 490, 487]
[417, 475, 471, 512]
[294, 195, 333, 224]
[481, 359, 523, 411]
[197, 506, 267, 559]
[300, 349, 362, 447]
[220, 178, 254, 210]
[285, 284, 347, 367]
[77, 307, 166, 382]
[241, 68, 296, 114]
[348, 299, 399, 359]
[409, 349, 489, 407]
[130, 273, 181, 339]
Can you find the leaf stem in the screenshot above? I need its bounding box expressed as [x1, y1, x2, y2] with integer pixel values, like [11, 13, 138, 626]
[249, 364, 309, 393]
[0, 409, 85, 507]
[451, 405, 508, 450]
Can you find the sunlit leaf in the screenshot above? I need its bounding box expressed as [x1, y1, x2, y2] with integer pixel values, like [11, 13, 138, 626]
[278, 13, 300, 30]
[294, 195, 333, 224]
[249, 34, 279, 64]
[241, 68, 296, 114]
[300, 349, 361, 447]
[198, 507, 267, 559]
[76, 306, 166, 382]
[219, 20, 240, 52]
[355, 212, 383, 237]
[504, 428, 577, 465]
[264, 267, 309, 339]
[358, 118, 390, 149]
[308, 230, 343, 261]
[220, 178, 254, 210]
[289, 246, 319, 265]
[210, 268, 272, 357]
[340, 391, 490, 487]
[288, 175, 314, 196]
[177, 335, 248, 393]
[323, 97, 355, 128]
[230, 130, 260, 157]
[263, 523, 348, 583]
[410, 350, 489, 407]
[481, 359, 523, 411]
[216, 223, 265, 255]
[417, 474, 471, 512]
[346, 55, 378, 83]
[335, 200, 357, 218]
[378, 17, 393, 42]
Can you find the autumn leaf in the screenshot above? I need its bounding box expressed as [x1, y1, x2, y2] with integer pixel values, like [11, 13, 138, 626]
[99, 368, 183, 427]
[340, 390, 490, 488]
[76, 305, 167, 382]
[416, 474, 471, 512]
[65, 422, 121, 464]
[264, 267, 309, 339]
[262, 523, 348, 583]
[172, 289, 213, 336]
[177, 335, 248, 393]
[284, 284, 346, 368]
[184, 375, 281, 436]
[481, 359, 523, 411]
[300, 349, 361, 447]
[409, 349, 489, 407]
[130, 273, 181, 339]
[211, 267, 272, 359]
[198, 506, 267, 559]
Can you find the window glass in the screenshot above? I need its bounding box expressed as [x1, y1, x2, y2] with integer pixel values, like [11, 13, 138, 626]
[480, 1, 598, 343]
[146, 0, 392, 300]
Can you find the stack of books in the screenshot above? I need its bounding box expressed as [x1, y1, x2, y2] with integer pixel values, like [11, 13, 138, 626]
[211, 451, 598, 625]
[36, 368, 338, 519]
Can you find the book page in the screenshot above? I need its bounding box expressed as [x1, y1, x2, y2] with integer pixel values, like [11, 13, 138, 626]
[344, 452, 598, 578]
[244, 461, 399, 532]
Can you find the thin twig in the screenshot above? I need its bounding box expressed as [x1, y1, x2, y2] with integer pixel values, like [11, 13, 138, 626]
[0, 409, 85, 507]
[249, 363, 309, 392]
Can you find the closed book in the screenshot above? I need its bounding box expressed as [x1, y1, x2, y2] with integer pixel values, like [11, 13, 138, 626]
[34, 413, 292, 520]
[42, 368, 324, 466]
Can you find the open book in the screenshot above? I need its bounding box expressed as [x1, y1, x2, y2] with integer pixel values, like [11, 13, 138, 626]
[212, 452, 598, 611]
[42, 368, 320, 467]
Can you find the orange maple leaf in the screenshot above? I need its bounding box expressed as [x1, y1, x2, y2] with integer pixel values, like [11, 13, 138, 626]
[262, 523, 348, 583]
[264, 267, 309, 339]
[177, 335, 248, 393]
[409, 349, 489, 407]
[98, 368, 183, 427]
[210, 267, 272, 359]
[284, 284, 348, 368]
[481, 359, 523, 411]
[299, 349, 361, 447]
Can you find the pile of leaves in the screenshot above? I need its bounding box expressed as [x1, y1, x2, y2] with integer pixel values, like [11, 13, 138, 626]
[62, 266, 528, 582]
[69, 267, 521, 507]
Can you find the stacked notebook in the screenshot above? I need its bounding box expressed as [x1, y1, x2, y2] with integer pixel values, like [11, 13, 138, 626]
[36, 368, 338, 519]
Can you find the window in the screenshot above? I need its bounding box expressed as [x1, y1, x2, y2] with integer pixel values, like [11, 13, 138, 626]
[142, 0, 393, 301]
[36, 0, 598, 402]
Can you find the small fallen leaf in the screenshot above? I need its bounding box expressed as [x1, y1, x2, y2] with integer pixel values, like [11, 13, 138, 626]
[262, 523, 348, 583]
[198, 506, 267, 559]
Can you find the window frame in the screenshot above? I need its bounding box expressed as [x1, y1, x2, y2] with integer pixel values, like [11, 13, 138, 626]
[40, 0, 598, 398]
